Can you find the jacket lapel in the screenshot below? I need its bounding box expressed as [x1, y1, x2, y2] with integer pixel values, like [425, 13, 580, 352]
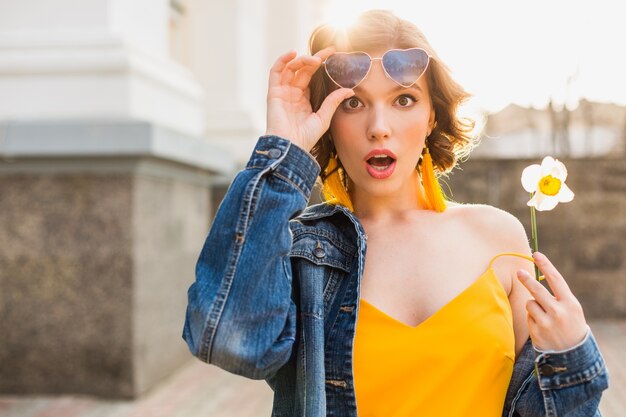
[503, 336, 535, 416]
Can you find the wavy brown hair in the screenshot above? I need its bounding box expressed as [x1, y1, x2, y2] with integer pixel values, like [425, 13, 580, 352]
[307, 10, 478, 192]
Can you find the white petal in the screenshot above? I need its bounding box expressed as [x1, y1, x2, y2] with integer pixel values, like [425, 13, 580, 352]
[554, 159, 568, 181]
[540, 156, 556, 176]
[558, 183, 575, 202]
[537, 195, 559, 211]
[527, 191, 542, 208]
[521, 164, 541, 192]
[548, 163, 562, 180]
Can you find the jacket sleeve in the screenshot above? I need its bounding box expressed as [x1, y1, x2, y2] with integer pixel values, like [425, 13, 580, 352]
[507, 328, 610, 417]
[182, 135, 320, 380]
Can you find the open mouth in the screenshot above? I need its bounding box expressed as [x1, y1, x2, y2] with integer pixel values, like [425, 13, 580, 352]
[365, 154, 397, 179]
[366, 155, 396, 171]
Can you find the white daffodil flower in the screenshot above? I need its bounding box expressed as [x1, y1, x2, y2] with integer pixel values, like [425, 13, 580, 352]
[521, 156, 574, 211]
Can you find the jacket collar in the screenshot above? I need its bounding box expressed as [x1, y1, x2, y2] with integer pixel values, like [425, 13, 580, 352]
[296, 202, 368, 242]
[297, 202, 346, 221]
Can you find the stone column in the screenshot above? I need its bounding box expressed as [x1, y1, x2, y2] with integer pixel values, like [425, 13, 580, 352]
[0, 0, 206, 136]
[177, 0, 328, 165]
[0, 0, 233, 398]
[176, 0, 328, 215]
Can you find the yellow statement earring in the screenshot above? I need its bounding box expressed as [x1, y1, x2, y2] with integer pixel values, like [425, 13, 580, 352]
[420, 141, 447, 212]
[322, 151, 354, 212]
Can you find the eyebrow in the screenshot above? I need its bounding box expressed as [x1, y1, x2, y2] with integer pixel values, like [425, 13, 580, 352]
[354, 84, 423, 94]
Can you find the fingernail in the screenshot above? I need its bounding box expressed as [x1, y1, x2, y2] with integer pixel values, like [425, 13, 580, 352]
[533, 251, 544, 261]
[517, 270, 529, 280]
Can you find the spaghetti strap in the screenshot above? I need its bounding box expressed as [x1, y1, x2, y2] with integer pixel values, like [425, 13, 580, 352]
[488, 252, 537, 269]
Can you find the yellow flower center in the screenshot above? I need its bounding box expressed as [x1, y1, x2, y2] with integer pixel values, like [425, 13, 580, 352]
[538, 175, 561, 196]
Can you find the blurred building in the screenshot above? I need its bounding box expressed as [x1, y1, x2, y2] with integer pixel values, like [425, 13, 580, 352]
[474, 100, 626, 159]
[0, 0, 328, 399]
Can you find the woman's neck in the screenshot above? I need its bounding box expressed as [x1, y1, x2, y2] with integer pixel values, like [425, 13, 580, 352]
[351, 174, 430, 222]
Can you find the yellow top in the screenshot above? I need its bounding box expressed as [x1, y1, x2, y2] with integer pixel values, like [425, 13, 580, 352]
[353, 252, 535, 417]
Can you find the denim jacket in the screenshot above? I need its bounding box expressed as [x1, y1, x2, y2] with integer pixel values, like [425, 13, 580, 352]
[183, 135, 610, 417]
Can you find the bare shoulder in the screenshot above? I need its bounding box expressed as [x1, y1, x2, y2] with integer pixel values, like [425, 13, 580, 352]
[450, 203, 529, 245]
[447, 201, 534, 273]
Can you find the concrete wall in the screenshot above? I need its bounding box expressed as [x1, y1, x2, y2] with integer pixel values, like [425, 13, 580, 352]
[0, 162, 212, 398]
[0, 173, 135, 396]
[0, 120, 223, 398]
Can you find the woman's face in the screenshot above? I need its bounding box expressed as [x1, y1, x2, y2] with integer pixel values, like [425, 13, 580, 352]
[329, 48, 436, 203]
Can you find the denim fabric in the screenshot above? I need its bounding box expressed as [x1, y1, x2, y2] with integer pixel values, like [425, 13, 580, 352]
[183, 135, 610, 417]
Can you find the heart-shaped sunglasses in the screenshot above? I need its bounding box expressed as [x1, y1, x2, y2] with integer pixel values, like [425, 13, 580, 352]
[322, 48, 431, 89]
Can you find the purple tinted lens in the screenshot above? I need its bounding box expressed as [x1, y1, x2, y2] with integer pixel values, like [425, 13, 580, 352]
[382, 48, 429, 87]
[324, 52, 371, 89]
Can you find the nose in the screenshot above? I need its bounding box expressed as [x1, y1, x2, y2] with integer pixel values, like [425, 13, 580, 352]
[366, 105, 391, 142]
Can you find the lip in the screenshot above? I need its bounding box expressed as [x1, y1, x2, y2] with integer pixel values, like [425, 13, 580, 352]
[365, 160, 396, 179]
[363, 148, 397, 179]
[363, 148, 397, 161]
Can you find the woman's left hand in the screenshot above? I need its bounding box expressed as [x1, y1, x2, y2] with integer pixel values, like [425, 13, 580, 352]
[517, 251, 590, 351]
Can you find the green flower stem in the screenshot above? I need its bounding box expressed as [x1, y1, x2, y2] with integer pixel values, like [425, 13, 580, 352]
[529, 192, 540, 280]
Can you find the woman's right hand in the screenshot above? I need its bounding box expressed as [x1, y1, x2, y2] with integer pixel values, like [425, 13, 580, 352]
[265, 47, 355, 153]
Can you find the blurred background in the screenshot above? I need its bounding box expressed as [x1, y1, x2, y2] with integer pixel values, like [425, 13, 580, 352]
[0, 0, 623, 416]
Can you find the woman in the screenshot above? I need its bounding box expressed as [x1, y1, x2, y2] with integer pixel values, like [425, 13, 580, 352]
[183, 10, 609, 417]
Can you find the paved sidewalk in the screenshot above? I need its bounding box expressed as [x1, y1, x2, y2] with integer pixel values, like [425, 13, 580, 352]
[0, 319, 623, 417]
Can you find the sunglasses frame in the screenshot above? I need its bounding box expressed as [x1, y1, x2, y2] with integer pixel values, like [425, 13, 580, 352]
[323, 47, 432, 90]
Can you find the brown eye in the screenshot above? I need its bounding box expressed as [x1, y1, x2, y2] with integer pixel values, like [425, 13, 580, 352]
[348, 97, 361, 108]
[396, 94, 417, 107]
[342, 97, 363, 110]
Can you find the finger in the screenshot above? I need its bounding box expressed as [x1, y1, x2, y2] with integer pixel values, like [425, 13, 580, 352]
[314, 46, 337, 58]
[315, 88, 355, 127]
[269, 50, 297, 88]
[526, 315, 550, 351]
[526, 313, 540, 342]
[292, 57, 324, 90]
[525, 299, 548, 322]
[312, 46, 337, 65]
[280, 55, 323, 85]
[533, 251, 573, 301]
[293, 47, 336, 89]
[517, 269, 556, 311]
